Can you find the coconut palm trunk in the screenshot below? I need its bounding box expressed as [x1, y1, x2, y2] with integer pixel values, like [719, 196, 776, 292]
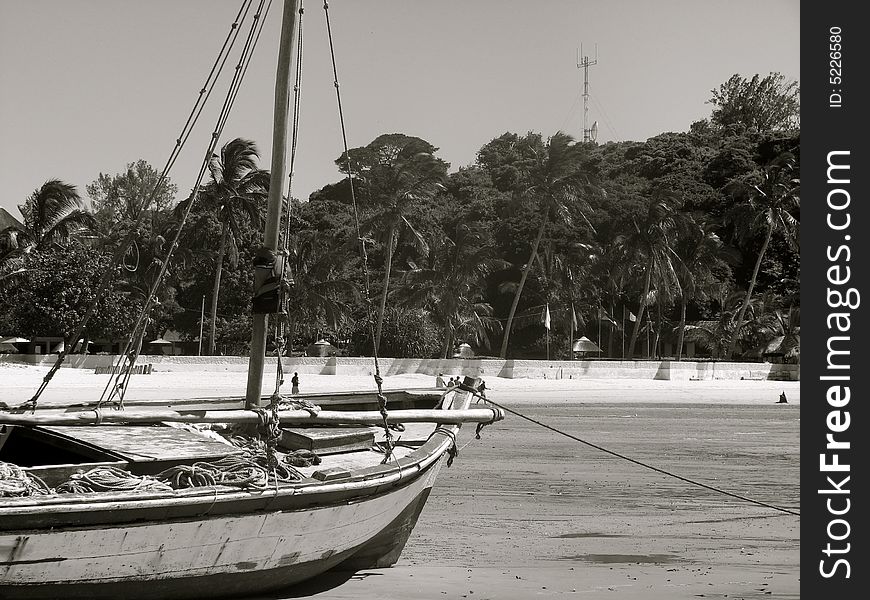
[608, 302, 615, 358]
[726, 224, 773, 359]
[653, 301, 662, 359]
[676, 296, 687, 361]
[374, 223, 397, 354]
[208, 222, 229, 356]
[499, 208, 550, 359]
[626, 255, 653, 358]
[442, 322, 454, 359]
[568, 301, 574, 360]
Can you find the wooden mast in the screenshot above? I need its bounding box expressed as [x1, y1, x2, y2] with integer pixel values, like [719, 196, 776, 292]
[246, 0, 299, 408]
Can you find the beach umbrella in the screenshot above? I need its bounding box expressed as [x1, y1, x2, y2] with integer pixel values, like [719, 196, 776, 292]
[148, 338, 173, 345]
[0, 336, 30, 344]
[572, 336, 601, 353]
[306, 339, 336, 357]
[454, 343, 474, 358]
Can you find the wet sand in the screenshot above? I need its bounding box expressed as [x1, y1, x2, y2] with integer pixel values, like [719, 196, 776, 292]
[0, 366, 800, 599]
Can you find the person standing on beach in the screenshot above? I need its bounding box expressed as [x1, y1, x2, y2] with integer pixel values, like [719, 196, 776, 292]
[435, 373, 446, 388]
[291, 372, 299, 394]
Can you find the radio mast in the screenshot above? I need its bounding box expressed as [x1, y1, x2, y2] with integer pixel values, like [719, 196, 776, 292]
[577, 44, 598, 142]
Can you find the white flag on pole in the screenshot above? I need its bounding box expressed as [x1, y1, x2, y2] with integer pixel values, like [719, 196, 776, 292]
[543, 304, 551, 330]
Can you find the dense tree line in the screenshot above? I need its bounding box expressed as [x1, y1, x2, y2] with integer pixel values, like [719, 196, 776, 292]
[0, 73, 800, 362]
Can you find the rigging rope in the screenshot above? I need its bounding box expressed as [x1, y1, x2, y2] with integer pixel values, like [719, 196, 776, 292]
[96, 0, 273, 410]
[20, 0, 257, 411]
[469, 389, 799, 517]
[322, 0, 394, 463]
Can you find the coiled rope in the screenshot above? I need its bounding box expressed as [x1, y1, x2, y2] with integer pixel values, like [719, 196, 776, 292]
[54, 466, 173, 494]
[469, 389, 800, 517]
[0, 462, 52, 497]
[157, 454, 301, 489]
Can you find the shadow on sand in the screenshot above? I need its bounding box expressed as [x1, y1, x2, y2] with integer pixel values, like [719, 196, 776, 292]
[254, 568, 382, 599]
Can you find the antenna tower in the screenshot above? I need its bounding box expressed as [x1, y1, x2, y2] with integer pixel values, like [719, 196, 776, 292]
[577, 44, 598, 142]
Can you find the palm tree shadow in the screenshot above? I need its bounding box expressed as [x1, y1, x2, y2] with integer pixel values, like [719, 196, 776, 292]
[252, 568, 383, 599]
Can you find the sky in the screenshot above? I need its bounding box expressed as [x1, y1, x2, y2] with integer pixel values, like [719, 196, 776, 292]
[0, 0, 799, 219]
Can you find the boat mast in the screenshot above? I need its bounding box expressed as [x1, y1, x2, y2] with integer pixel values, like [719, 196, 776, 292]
[246, 0, 299, 408]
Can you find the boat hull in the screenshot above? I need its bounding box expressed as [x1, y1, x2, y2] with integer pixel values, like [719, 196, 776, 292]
[0, 457, 443, 599]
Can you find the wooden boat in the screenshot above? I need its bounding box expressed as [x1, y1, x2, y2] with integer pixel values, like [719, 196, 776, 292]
[0, 381, 501, 599]
[0, 1, 503, 597]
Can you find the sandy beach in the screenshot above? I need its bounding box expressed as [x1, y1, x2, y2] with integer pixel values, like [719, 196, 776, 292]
[0, 365, 800, 599]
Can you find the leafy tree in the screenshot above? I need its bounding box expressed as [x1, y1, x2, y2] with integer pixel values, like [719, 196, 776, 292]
[4, 245, 138, 347]
[349, 307, 440, 358]
[706, 73, 800, 132]
[724, 154, 799, 358]
[86, 159, 177, 237]
[0, 180, 94, 254]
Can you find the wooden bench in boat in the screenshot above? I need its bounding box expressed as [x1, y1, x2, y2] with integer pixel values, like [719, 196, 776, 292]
[279, 426, 377, 455]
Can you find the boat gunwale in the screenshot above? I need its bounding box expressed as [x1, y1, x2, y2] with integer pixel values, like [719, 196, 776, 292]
[0, 386, 481, 518]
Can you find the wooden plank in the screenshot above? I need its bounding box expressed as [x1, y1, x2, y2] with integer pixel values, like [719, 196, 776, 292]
[41, 426, 239, 463]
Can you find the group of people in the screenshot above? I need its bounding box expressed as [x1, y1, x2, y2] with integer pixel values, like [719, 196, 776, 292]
[434, 373, 463, 389]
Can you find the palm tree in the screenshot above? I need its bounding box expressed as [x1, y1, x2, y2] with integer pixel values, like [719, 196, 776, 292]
[178, 138, 269, 355]
[534, 239, 597, 359]
[499, 132, 595, 358]
[361, 145, 445, 354]
[725, 154, 799, 358]
[755, 304, 800, 363]
[397, 223, 506, 358]
[0, 180, 94, 254]
[672, 216, 735, 360]
[616, 193, 682, 358]
[280, 231, 357, 353]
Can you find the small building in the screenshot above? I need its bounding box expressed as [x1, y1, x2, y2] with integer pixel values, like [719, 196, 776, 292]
[571, 336, 601, 358]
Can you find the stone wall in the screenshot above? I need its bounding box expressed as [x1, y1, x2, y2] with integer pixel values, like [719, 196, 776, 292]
[1, 354, 800, 381]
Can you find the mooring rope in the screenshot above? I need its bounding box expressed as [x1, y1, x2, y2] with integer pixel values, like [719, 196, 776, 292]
[468, 389, 799, 517]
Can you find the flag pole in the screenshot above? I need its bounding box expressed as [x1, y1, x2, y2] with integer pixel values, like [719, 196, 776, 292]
[597, 302, 601, 359]
[198, 295, 205, 356]
[621, 304, 625, 359]
[545, 303, 550, 361]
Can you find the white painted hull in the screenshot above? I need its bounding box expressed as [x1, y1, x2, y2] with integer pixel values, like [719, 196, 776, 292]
[0, 457, 444, 599]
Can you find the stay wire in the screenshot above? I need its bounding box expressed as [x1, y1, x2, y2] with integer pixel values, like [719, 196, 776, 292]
[22, 0, 255, 410]
[322, 1, 393, 460]
[477, 393, 800, 517]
